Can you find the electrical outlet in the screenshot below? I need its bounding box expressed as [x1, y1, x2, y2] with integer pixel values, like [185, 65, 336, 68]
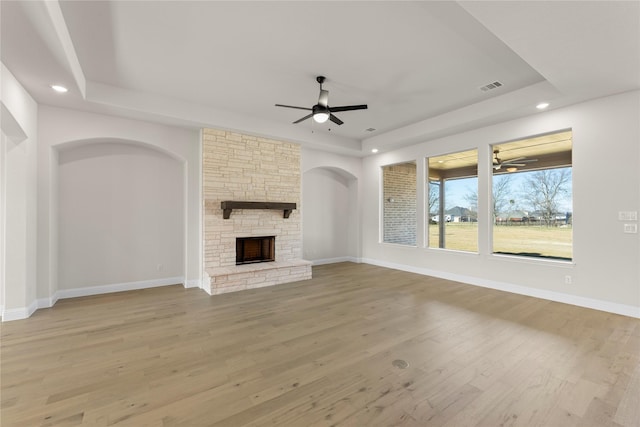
[564, 275, 572, 285]
[157, 263, 164, 271]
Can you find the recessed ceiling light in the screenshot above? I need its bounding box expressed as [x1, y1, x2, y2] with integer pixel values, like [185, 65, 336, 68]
[51, 85, 68, 93]
[371, 148, 379, 153]
[536, 102, 549, 110]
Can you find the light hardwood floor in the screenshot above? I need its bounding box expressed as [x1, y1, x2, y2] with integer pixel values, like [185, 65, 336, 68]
[2, 263, 639, 426]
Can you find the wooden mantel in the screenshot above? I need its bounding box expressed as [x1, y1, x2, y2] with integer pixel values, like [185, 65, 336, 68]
[220, 201, 297, 219]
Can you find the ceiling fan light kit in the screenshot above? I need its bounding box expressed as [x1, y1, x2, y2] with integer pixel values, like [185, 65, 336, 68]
[312, 105, 330, 123]
[276, 76, 367, 126]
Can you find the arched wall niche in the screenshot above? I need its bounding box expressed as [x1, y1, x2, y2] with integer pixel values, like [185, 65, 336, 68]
[302, 160, 359, 180]
[302, 166, 360, 264]
[55, 138, 186, 291]
[55, 137, 186, 162]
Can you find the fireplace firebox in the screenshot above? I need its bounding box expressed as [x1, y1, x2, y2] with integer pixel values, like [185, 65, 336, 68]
[236, 236, 275, 265]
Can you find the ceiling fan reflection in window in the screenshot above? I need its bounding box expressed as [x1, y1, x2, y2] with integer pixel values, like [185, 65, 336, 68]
[493, 149, 538, 172]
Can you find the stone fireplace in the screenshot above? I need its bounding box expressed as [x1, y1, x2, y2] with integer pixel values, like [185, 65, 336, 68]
[202, 128, 312, 295]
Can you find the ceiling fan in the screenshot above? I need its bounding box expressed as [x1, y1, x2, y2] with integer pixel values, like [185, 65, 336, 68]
[493, 149, 538, 171]
[275, 76, 367, 125]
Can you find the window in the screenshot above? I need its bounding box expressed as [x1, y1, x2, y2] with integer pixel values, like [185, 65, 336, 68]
[382, 161, 417, 245]
[427, 149, 478, 252]
[492, 130, 572, 260]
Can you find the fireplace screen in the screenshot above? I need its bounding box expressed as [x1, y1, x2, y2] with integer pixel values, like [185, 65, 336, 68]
[236, 236, 275, 265]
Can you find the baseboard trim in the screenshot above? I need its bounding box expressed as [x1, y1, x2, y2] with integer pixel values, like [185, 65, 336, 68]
[2, 277, 187, 322]
[184, 279, 201, 289]
[37, 294, 59, 309]
[311, 256, 360, 266]
[361, 258, 640, 319]
[57, 277, 185, 300]
[2, 299, 38, 322]
[7, 262, 636, 320]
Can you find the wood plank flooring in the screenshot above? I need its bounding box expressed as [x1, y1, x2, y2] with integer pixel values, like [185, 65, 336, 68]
[1, 262, 639, 426]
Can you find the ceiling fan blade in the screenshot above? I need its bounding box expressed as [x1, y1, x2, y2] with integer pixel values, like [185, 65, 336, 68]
[504, 159, 537, 165]
[275, 104, 312, 111]
[330, 104, 368, 113]
[329, 114, 344, 125]
[504, 156, 526, 163]
[293, 113, 313, 124]
[318, 90, 329, 107]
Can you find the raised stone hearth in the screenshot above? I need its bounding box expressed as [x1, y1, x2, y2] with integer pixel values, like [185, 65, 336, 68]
[202, 128, 312, 295]
[205, 259, 312, 295]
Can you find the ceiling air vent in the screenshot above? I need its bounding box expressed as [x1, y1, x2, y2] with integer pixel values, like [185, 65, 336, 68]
[479, 81, 503, 92]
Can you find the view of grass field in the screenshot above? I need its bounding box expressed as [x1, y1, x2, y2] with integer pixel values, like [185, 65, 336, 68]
[428, 223, 478, 252]
[428, 222, 573, 259]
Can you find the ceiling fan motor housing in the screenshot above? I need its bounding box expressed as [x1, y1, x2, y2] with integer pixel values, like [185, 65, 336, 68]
[312, 104, 329, 115]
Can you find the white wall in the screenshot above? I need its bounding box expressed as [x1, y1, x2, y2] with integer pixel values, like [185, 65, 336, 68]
[0, 63, 39, 320]
[57, 142, 184, 289]
[0, 131, 4, 312]
[37, 106, 201, 304]
[302, 149, 362, 263]
[361, 90, 640, 317]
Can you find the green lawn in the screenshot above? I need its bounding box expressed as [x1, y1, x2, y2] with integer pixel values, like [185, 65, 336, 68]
[428, 223, 479, 252]
[428, 222, 572, 259]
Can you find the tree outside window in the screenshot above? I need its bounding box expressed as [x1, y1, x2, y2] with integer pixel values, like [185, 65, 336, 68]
[491, 130, 573, 260]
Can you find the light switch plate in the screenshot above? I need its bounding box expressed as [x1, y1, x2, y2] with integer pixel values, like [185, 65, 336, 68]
[619, 211, 638, 221]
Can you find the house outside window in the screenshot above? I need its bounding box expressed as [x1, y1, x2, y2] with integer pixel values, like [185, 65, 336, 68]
[427, 149, 478, 252]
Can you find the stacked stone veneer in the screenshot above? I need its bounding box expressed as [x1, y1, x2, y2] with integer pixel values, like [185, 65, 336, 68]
[202, 128, 311, 295]
[383, 162, 417, 245]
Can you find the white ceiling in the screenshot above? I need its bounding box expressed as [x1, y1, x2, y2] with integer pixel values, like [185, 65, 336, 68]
[2, 1, 639, 156]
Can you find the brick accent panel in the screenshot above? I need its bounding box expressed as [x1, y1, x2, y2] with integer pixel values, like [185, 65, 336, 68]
[202, 128, 311, 294]
[383, 162, 417, 245]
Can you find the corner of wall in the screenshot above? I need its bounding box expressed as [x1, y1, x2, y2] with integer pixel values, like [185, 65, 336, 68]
[1, 61, 39, 320]
[1, 300, 38, 322]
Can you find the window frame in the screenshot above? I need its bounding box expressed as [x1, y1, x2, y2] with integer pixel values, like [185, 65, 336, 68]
[489, 130, 573, 262]
[426, 148, 479, 253]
